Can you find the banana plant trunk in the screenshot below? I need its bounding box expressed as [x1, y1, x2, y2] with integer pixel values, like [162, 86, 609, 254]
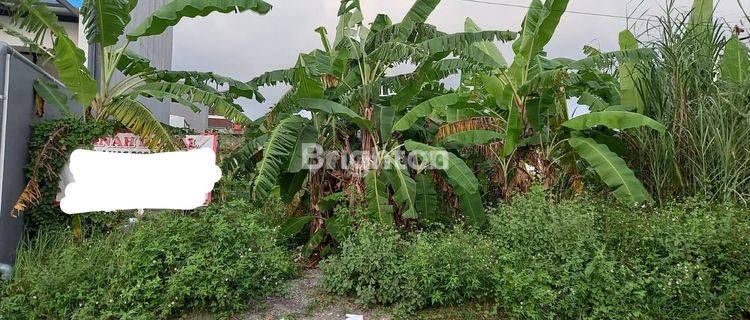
[353, 101, 377, 196]
[360, 101, 376, 161]
[308, 169, 326, 245]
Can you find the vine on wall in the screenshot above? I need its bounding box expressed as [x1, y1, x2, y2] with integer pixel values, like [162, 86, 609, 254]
[21, 118, 120, 235]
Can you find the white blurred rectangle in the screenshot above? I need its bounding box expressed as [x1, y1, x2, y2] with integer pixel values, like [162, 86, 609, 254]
[60, 148, 221, 214]
[57, 133, 219, 204]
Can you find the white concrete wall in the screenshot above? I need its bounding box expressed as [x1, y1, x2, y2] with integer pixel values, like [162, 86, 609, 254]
[0, 16, 81, 49]
[0, 16, 86, 78]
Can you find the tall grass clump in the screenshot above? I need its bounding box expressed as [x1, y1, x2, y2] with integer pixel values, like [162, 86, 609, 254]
[631, 2, 750, 204]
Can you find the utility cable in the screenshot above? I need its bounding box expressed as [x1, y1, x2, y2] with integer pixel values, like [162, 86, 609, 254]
[454, 0, 656, 21]
[454, 0, 737, 29]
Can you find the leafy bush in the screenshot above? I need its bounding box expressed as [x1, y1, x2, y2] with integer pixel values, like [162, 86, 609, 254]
[487, 193, 750, 319]
[321, 191, 750, 318]
[320, 223, 410, 307]
[0, 200, 298, 319]
[321, 223, 499, 314]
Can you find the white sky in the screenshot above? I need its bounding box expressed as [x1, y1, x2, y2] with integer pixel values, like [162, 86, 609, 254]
[173, 0, 746, 119]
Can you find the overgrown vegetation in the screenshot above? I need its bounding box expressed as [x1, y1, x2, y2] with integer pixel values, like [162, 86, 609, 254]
[242, 0, 516, 258]
[323, 191, 750, 318]
[234, 0, 672, 261]
[1, 0, 748, 318]
[0, 201, 297, 319]
[631, 1, 750, 204]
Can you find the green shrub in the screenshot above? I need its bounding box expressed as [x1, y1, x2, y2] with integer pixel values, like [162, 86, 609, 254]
[321, 192, 750, 319]
[0, 200, 298, 319]
[320, 222, 407, 307]
[321, 223, 499, 314]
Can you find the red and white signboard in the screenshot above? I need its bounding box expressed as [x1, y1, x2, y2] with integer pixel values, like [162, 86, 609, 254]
[57, 132, 220, 206]
[92, 133, 150, 153]
[183, 134, 219, 153]
[61, 148, 221, 214]
[92, 132, 219, 154]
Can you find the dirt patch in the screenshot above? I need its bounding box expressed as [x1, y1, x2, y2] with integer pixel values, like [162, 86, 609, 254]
[242, 269, 392, 320]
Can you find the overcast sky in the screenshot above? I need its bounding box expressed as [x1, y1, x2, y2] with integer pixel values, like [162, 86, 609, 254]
[172, 0, 745, 119]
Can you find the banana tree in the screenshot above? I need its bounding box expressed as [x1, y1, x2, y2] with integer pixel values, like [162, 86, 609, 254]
[0, 0, 271, 150]
[720, 33, 750, 88]
[240, 0, 513, 256]
[397, 0, 665, 205]
[248, 0, 511, 199]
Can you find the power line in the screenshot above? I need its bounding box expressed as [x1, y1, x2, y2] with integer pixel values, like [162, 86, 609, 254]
[454, 0, 740, 28]
[454, 0, 656, 22]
